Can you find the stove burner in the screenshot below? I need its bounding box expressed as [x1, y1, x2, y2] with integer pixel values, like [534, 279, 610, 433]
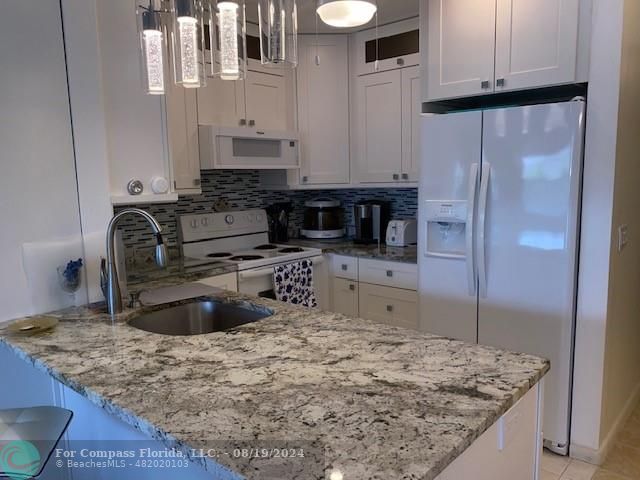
[278, 247, 305, 253]
[230, 255, 265, 261]
[207, 252, 232, 258]
[255, 244, 278, 250]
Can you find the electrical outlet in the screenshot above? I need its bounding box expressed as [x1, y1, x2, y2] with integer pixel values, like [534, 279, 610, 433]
[618, 224, 629, 252]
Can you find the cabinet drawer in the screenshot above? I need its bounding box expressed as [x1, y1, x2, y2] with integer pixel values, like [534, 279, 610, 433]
[332, 278, 359, 317]
[359, 259, 417, 290]
[358, 283, 418, 330]
[332, 255, 358, 280]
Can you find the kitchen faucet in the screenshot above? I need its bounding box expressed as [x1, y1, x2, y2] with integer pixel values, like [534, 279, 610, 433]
[101, 208, 167, 315]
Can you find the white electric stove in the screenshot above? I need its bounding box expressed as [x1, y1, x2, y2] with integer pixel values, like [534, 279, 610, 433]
[178, 210, 323, 297]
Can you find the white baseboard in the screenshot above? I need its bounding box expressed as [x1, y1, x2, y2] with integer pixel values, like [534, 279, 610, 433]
[570, 381, 640, 465]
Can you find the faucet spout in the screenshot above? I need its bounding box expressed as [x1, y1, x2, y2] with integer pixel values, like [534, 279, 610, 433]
[103, 208, 167, 315]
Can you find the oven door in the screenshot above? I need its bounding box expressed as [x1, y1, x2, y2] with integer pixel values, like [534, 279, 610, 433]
[237, 256, 327, 306]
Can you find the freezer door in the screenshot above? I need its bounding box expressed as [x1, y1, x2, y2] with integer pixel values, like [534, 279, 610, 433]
[418, 111, 482, 343]
[478, 101, 584, 450]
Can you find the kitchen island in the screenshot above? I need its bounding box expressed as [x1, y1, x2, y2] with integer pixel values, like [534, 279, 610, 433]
[0, 292, 548, 479]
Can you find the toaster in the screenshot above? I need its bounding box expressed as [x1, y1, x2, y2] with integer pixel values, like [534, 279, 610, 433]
[386, 220, 418, 247]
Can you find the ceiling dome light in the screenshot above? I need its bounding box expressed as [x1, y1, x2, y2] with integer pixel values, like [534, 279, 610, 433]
[317, 0, 377, 28]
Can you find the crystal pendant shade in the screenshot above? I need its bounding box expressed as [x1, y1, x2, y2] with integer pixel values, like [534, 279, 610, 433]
[258, 0, 298, 67]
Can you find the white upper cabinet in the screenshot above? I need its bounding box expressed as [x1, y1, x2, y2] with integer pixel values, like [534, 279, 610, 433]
[426, 0, 497, 101]
[244, 70, 289, 131]
[494, 0, 580, 92]
[354, 70, 403, 183]
[424, 0, 582, 101]
[197, 76, 246, 128]
[297, 35, 350, 185]
[402, 66, 421, 182]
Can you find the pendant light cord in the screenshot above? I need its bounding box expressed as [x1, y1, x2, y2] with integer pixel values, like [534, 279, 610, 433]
[374, 0, 379, 71]
[315, 8, 320, 65]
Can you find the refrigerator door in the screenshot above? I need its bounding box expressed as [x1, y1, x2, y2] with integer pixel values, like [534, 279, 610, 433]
[418, 111, 482, 343]
[478, 100, 584, 451]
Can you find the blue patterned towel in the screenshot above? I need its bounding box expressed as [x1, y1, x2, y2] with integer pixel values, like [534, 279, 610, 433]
[273, 260, 318, 308]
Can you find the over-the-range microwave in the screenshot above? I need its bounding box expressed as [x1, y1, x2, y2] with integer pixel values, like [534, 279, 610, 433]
[199, 125, 299, 170]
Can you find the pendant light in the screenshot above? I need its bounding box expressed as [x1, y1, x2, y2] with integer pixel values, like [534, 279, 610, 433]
[209, 0, 247, 80]
[258, 0, 298, 67]
[171, 0, 206, 87]
[316, 0, 377, 28]
[136, 1, 167, 95]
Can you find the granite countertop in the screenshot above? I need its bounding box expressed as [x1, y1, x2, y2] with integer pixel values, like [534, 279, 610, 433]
[126, 258, 237, 292]
[0, 293, 548, 480]
[285, 238, 418, 264]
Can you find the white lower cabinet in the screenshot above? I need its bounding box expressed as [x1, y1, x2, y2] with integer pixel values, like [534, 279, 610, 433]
[358, 283, 419, 330]
[332, 277, 359, 317]
[198, 272, 238, 292]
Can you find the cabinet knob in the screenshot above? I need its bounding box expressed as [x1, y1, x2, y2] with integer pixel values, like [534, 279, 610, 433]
[481, 80, 490, 89]
[496, 78, 505, 87]
[401, 173, 409, 180]
[396, 58, 405, 66]
[386, 270, 393, 277]
[193, 178, 201, 186]
[349, 284, 355, 291]
[341, 264, 348, 271]
[386, 305, 394, 312]
[249, 119, 256, 127]
[239, 118, 247, 126]
[302, 176, 308, 183]
[393, 174, 399, 180]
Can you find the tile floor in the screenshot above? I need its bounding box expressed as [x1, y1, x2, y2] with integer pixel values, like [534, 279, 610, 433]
[541, 401, 640, 480]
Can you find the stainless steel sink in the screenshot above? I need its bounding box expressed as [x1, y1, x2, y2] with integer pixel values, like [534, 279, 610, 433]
[128, 301, 272, 336]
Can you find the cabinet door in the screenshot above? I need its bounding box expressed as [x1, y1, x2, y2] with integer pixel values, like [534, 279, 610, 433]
[196, 74, 246, 128]
[245, 70, 287, 131]
[332, 278, 359, 317]
[495, 0, 579, 92]
[297, 35, 350, 185]
[355, 70, 402, 183]
[401, 66, 421, 182]
[197, 272, 238, 292]
[426, 0, 497, 101]
[165, 80, 201, 192]
[358, 283, 419, 330]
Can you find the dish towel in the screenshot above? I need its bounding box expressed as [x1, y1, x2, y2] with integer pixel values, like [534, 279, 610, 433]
[274, 259, 318, 308]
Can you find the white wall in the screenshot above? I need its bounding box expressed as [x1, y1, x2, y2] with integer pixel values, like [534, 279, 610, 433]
[599, 0, 640, 446]
[0, 0, 86, 321]
[571, 0, 640, 463]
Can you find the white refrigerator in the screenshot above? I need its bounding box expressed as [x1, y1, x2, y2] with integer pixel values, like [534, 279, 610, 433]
[418, 99, 585, 454]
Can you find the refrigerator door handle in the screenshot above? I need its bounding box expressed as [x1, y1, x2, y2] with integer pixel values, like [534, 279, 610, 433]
[478, 162, 491, 298]
[466, 163, 479, 296]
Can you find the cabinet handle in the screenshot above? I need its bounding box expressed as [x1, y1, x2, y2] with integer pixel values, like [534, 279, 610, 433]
[341, 264, 348, 271]
[239, 118, 247, 126]
[302, 176, 308, 183]
[496, 78, 505, 87]
[481, 80, 490, 89]
[386, 305, 393, 312]
[401, 173, 409, 180]
[396, 58, 405, 66]
[193, 178, 201, 186]
[393, 174, 399, 180]
[386, 270, 393, 277]
[248, 119, 256, 126]
[349, 284, 355, 291]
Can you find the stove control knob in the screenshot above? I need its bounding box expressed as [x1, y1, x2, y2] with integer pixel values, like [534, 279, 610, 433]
[225, 215, 235, 225]
[256, 214, 264, 223]
[190, 219, 198, 229]
[201, 218, 208, 227]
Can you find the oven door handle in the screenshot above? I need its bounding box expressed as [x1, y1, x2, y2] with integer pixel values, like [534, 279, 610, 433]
[237, 256, 325, 281]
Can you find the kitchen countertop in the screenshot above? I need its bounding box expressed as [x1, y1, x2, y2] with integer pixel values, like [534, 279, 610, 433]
[285, 238, 418, 264]
[126, 258, 237, 292]
[0, 293, 548, 480]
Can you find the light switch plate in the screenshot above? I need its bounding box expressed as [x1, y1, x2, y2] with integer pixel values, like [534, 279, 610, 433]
[618, 224, 629, 252]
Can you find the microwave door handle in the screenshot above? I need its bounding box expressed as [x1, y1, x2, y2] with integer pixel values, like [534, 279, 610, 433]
[466, 163, 479, 296]
[477, 163, 491, 298]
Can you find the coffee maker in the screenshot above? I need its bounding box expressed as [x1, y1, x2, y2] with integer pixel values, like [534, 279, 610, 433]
[266, 202, 292, 243]
[353, 200, 390, 244]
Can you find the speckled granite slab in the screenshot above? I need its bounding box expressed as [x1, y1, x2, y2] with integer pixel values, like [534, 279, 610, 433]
[126, 259, 237, 292]
[285, 239, 418, 264]
[0, 293, 547, 480]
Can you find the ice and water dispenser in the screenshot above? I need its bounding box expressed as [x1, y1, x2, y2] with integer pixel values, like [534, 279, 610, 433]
[423, 201, 468, 259]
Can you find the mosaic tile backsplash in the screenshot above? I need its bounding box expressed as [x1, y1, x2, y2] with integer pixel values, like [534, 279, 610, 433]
[115, 170, 418, 253]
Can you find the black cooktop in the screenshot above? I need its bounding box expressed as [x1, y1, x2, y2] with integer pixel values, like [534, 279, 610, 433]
[207, 252, 232, 258]
[255, 244, 279, 250]
[278, 247, 305, 253]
